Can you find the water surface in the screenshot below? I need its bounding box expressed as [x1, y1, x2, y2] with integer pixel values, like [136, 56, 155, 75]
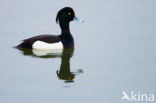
[0, 0, 156, 103]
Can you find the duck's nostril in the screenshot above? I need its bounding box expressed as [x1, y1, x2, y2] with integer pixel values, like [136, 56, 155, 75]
[74, 16, 84, 23]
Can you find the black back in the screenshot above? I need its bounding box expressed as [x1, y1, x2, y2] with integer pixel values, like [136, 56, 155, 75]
[16, 35, 60, 49]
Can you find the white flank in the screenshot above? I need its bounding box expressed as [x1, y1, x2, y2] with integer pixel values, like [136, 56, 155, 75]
[32, 41, 63, 50]
[32, 49, 63, 56]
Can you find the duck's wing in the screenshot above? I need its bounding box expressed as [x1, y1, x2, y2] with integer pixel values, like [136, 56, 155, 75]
[16, 34, 60, 49]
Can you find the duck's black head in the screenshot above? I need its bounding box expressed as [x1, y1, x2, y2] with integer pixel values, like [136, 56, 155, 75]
[56, 7, 83, 34]
[56, 7, 75, 24]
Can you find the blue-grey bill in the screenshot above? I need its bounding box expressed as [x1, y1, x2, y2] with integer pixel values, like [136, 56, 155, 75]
[74, 16, 84, 23]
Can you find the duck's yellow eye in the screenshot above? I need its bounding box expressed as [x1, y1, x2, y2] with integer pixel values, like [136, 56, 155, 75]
[68, 12, 71, 15]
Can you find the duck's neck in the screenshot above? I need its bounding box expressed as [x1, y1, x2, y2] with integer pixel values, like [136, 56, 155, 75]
[59, 21, 71, 34]
[59, 21, 74, 48]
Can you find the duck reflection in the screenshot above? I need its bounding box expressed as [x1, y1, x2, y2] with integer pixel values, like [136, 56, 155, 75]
[17, 48, 82, 82]
[57, 49, 75, 83]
